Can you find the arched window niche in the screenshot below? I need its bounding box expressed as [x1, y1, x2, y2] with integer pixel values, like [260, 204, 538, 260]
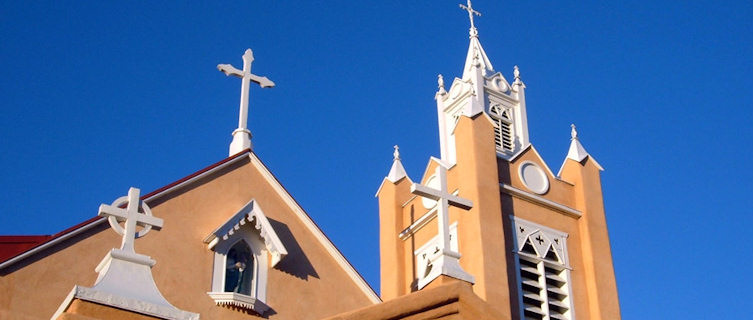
[205, 199, 288, 314]
[223, 239, 257, 296]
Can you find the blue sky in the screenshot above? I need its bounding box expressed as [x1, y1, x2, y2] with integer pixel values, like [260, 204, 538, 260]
[2, 1, 752, 318]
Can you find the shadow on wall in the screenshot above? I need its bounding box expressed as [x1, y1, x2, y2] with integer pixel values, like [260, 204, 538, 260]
[268, 218, 319, 280]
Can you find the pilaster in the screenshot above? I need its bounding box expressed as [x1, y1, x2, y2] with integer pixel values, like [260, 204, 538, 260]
[560, 158, 621, 319]
[452, 113, 512, 316]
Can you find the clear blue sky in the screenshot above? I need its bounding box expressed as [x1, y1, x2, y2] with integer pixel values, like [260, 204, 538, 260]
[2, 1, 752, 318]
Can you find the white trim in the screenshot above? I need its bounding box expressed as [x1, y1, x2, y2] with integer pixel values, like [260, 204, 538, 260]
[204, 199, 288, 267]
[0, 152, 252, 271]
[52, 286, 199, 320]
[247, 153, 381, 303]
[207, 292, 268, 314]
[501, 184, 581, 218]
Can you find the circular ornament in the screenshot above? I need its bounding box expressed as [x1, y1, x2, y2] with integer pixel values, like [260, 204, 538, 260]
[518, 161, 549, 194]
[422, 174, 441, 209]
[106, 196, 156, 238]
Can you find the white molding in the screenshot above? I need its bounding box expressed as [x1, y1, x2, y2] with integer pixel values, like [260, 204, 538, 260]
[500, 184, 581, 218]
[510, 216, 570, 267]
[0, 152, 252, 271]
[247, 153, 381, 303]
[204, 199, 288, 267]
[207, 292, 269, 314]
[52, 286, 199, 320]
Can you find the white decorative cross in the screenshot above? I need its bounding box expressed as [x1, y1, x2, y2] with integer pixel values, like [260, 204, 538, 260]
[218, 48, 275, 154]
[98, 187, 163, 253]
[411, 158, 473, 256]
[459, 0, 482, 32]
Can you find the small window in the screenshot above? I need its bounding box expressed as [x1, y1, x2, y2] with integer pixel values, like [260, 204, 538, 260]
[490, 105, 514, 152]
[512, 217, 574, 320]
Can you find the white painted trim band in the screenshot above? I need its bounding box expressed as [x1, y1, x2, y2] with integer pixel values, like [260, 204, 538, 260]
[500, 184, 581, 218]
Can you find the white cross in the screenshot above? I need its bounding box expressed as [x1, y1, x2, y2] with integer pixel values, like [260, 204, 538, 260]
[218, 49, 275, 133]
[411, 158, 473, 255]
[459, 0, 482, 32]
[98, 187, 163, 253]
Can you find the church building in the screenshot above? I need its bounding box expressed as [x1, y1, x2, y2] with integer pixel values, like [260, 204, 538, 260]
[0, 2, 620, 319]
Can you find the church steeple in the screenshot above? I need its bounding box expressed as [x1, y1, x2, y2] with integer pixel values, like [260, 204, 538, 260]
[435, 1, 530, 164]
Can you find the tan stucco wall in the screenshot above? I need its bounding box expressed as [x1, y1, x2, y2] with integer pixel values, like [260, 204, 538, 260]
[1, 155, 375, 319]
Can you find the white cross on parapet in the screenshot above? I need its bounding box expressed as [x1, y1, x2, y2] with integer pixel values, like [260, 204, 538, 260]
[410, 157, 475, 288]
[98, 187, 163, 253]
[218, 48, 275, 155]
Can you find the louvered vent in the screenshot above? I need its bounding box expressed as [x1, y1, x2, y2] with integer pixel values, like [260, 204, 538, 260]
[490, 105, 513, 152]
[513, 218, 574, 320]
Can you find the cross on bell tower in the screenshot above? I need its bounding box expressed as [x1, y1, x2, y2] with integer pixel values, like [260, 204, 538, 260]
[218, 48, 275, 156]
[459, 0, 482, 37]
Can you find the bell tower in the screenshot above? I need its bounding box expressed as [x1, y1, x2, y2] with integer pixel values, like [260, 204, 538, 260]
[377, 1, 621, 319]
[436, 1, 529, 164]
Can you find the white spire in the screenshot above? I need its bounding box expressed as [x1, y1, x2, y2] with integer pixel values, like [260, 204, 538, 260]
[459, 1, 493, 80]
[566, 124, 590, 162]
[386, 145, 408, 183]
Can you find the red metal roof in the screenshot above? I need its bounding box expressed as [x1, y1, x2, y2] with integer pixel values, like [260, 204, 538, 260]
[0, 236, 53, 262]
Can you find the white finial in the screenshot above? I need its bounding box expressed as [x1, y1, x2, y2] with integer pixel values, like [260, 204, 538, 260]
[514, 65, 521, 80]
[459, 0, 482, 37]
[98, 187, 163, 253]
[571, 124, 578, 140]
[218, 48, 275, 155]
[437, 74, 447, 94]
[386, 145, 408, 183]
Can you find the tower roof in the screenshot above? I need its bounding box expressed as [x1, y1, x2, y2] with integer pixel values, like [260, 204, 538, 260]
[460, 1, 494, 80]
[559, 124, 604, 175]
[386, 145, 408, 183]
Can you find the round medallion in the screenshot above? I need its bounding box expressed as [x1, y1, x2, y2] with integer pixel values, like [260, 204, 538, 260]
[422, 174, 440, 209]
[518, 161, 549, 194]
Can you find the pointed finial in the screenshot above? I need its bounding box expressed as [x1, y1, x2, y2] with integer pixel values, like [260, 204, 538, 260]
[393, 145, 401, 160]
[437, 74, 447, 94]
[514, 65, 521, 80]
[571, 124, 578, 140]
[459, 0, 482, 37]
